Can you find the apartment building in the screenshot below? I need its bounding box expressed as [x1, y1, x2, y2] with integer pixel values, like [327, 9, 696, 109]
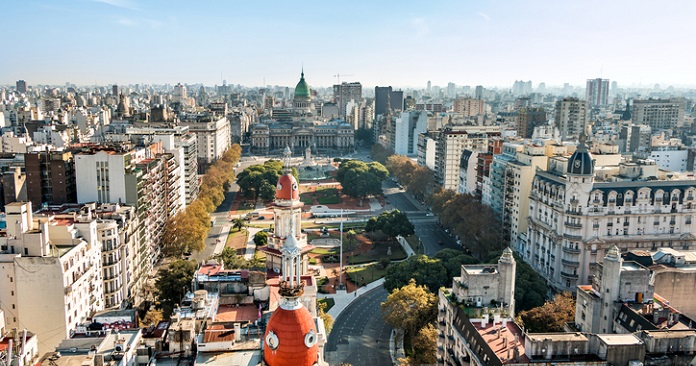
[554, 98, 588, 140]
[433, 126, 501, 191]
[523, 144, 696, 292]
[180, 115, 230, 172]
[0, 202, 104, 354]
[632, 98, 685, 130]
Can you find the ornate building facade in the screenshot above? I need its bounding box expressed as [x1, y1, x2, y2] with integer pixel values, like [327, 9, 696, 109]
[250, 71, 354, 155]
[523, 144, 696, 292]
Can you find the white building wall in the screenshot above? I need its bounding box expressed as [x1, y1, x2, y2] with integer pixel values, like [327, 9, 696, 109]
[649, 149, 688, 172]
[75, 151, 128, 204]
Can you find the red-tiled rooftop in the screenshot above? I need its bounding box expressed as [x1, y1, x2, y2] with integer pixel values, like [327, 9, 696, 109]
[216, 304, 260, 322]
[473, 321, 529, 364]
[202, 324, 237, 343]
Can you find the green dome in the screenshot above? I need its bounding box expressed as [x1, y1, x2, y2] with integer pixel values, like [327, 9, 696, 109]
[294, 71, 310, 99]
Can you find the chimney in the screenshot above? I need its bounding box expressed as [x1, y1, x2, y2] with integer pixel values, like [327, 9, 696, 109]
[234, 323, 241, 342]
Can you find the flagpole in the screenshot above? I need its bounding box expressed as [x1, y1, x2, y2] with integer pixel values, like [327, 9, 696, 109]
[339, 209, 343, 289]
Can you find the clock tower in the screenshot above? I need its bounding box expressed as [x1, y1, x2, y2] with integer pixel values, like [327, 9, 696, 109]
[260, 147, 312, 274]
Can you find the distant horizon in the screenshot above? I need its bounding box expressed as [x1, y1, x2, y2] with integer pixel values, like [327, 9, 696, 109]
[5, 76, 696, 92]
[2, 1, 695, 89]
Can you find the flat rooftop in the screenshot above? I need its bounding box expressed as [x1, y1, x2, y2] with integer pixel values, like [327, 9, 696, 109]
[596, 333, 643, 346]
[473, 320, 529, 364]
[215, 305, 260, 323]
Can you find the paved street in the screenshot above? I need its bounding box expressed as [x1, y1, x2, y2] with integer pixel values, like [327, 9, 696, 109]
[325, 287, 392, 366]
[382, 180, 462, 256]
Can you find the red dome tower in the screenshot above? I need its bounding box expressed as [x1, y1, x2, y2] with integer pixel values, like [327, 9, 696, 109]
[264, 234, 320, 366]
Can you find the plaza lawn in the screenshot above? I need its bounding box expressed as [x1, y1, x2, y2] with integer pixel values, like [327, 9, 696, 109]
[346, 263, 387, 287]
[226, 229, 248, 255]
[318, 297, 335, 312]
[310, 247, 338, 255]
[347, 242, 407, 265]
[299, 187, 340, 206]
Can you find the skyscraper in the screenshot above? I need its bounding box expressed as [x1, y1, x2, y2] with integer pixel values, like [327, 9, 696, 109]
[517, 107, 547, 138]
[16, 80, 27, 93]
[586, 78, 609, 107]
[374, 86, 403, 117]
[333, 82, 362, 121]
[112, 84, 119, 96]
[554, 98, 588, 140]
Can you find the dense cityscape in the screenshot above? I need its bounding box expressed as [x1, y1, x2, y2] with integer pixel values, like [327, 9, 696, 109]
[3, 1, 696, 366]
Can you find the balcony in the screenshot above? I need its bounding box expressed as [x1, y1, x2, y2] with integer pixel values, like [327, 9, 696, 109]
[563, 233, 583, 241]
[560, 271, 579, 279]
[562, 258, 580, 266]
[570, 198, 579, 204]
[566, 209, 582, 215]
[562, 246, 581, 254]
[564, 221, 582, 228]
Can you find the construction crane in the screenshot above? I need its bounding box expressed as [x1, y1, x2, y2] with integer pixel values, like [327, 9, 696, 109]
[333, 73, 354, 84]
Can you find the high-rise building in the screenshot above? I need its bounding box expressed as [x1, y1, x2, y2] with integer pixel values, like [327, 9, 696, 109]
[16, 80, 27, 94]
[434, 126, 501, 191]
[24, 151, 77, 208]
[388, 111, 428, 156]
[453, 98, 485, 117]
[0, 202, 104, 354]
[512, 80, 532, 96]
[517, 107, 547, 138]
[475, 85, 484, 100]
[112, 84, 119, 96]
[333, 82, 362, 121]
[374, 86, 403, 117]
[554, 98, 588, 140]
[632, 98, 685, 130]
[586, 78, 610, 107]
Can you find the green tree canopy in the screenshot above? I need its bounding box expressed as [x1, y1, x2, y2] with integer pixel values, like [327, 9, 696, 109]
[366, 209, 415, 240]
[237, 160, 298, 200]
[433, 248, 479, 279]
[384, 254, 448, 293]
[335, 160, 388, 202]
[155, 259, 197, 317]
[253, 231, 269, 247]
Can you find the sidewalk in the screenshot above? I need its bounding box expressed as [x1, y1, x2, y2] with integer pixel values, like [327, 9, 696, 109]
[211, 225, 231, 257]
[244, 227, 262, 260]
[390, 329, 406, 364]
[323, 278, 385, 319]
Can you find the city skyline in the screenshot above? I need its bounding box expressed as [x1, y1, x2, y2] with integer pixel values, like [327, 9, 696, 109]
[2, 0, 696, 88]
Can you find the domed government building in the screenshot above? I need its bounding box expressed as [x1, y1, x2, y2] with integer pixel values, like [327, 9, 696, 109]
[250, 70, 354, 155]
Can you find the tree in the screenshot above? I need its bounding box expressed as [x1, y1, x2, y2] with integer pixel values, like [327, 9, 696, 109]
[369, 210, 415, 242]
[214, 247, 255, 269]
[370, 143, 394, 164]
[141, 308, 163, 327]
[336, 160, 388, 203]
[381, 279, 437, 354]
[356, 127, 374, 146]
[231, 218, 246, 232]
[384, 255, 448, 294]
[253, 231, 269, 247]
[237, 160, 297, 200]
[434, 248, 479, 279]
[345, 230, 356, 250]
[412, 323, 438, 365]
[161, 213, 207, 257]
[318, 301, 334, 335]
[517, 292, 575, 333]
[155, 259, 197, 317]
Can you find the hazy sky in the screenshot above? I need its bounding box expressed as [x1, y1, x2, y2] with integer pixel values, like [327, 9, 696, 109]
[2, 0, 695, 89]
